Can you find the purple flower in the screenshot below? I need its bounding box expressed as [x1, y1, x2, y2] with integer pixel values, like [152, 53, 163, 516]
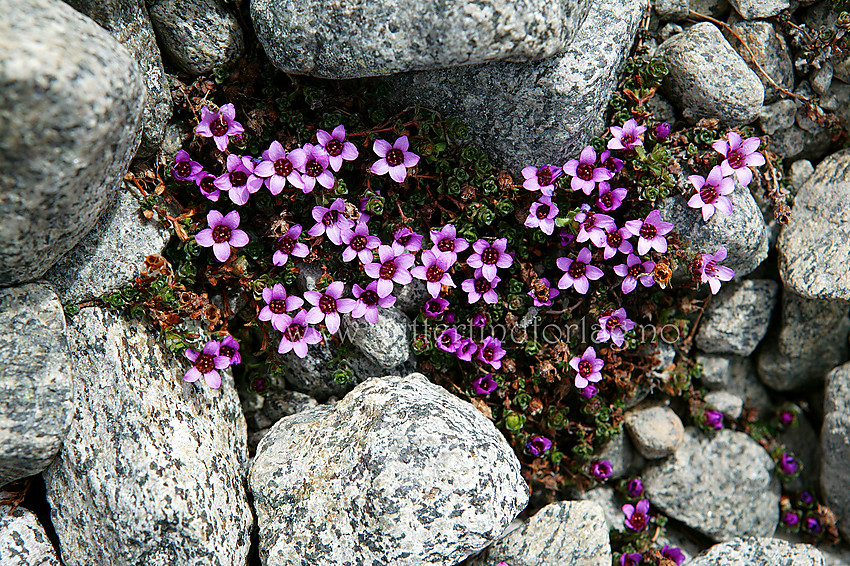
[194, 103, 244, 151]
[521, 165, 562, 196]
[600, 225, 634, 260]
[411, 250, 456, 297]
[172, 150, 204, 182]
[370, 135, 420, 183]
[624, 209, 674, 255]
[194, 210, 249, 262]
[528, 277, 560, 307]
[580, 383, 598, 399]
[304, 281, 357, 334]
[183, 340, 229, 389]
[363, 243, 415, 297]
[467, 238, 512, 281]
[559, 229, 576, 248]
[308, 198, 355, 245]
[423, 297, 449, 319]
[623, 499, 650, 531]
[704, 409, 724, 430]
[619, 553, 643, 566]
[563, 145, 613, 194]
[626, 478, 644, 498]
[613, 254, 655, 294]
[576, 209, 617, 247]
[476, 336, 506, 370]
[699, 246, 735, 295]
[273, 225, 310, 267]
[436, 327, 462, 353]
[654, 122, 672, 139]
[277, 310, 323, 358]
[524, 196, 559, 235]
[800, 491, 814, 505]
[195, 173, 220, 202]
[341, 222, 381, 263]
[688, 165, 735, 221]
[298, 143, 335, 192]
[461, 269, 501, 304]
[596, 182, 627, 212]
[316, 124, 359, 172]
[351, 281, 396, 324]
[526, 436, 553, 456]
[661, 545, 685, 566]
[471, 313, 488, 327]
[472, 374, 498, 395]
[429, 224, 469, 262]
[590, 459, 613, 481]
[215, 154, 264, 206]
[778, 409, 796, 427]
[258, 283, 304, 331]
[570, 346, 604, 389]
[394, 227, 424, 252]
[713, 131, 766, 186]
[455, 338, 477, 361]
[218, 335, 241, 366]
[596, 308, 635, 347]
[556, 247, 604, 295]
[254, 141, 306, 194]
[600, 150, 625, 175]
[805, 517, 822, 533]
[782, 511, 801, 527]
[778, 453, 799, 475]
[608, 118, 646, 151]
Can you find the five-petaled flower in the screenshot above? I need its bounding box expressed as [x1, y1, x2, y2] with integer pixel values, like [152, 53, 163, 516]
[590, 459, 613, 480]
[298, 143, 335, 192]
[183, 340, 230, 389]
[596, 182, 627, 212]
[698, 246, 735, 295]
[172, 150, 204, 182]
[528, 277, 559, 307]
[255, 141, 306, 194]
[341, 222, 381, 263]
[316, 125, 359, 172]
[218, 335, 241, 366]
[429, 224, 469, 263]
[472, 374, 498, 395]
[195, 173, 220, 202]
[195, 103, 244, 151]
[599, 225, 634, 260]
[623, 499, 650, 531]
[570, 346, 604, 389]
[394, 226, 424, 252]
[370, 135, 420, 183]
[704, 408, 724, 430]
[461, 269, 501, 305]
[308, 199, 355, 245]
[194, 210, 249, 263]
[624, 209, 674, 255]
[608, 118, 646, 151]
[363, 243, 415, 297]
[576, 208, 616, 247]
[436, 328, 462, 353]
[467, 238, 512, 281]
[521, 164, 562, 196]
[713, 132, 765, 186]
[613, 254, 656, 294]
[273, 225, 310, 266]
[596, 308, 635, 347]
[563, 146, 612, 194]
[351, 281, 396, 324]
[215, 154, 264, 206]
[526, 435, 553, 456]
[258, 283, 304, 331]
[304, 281, 357, 334]
[556, 247, 604, 294]
[525, 196, 559, 235]
[456, 338, 478, 361]
[626, 478, 644, 498]
[476, 336, 506, 370]
[687, 165, 735, 221]
[661, 546, 685, 566]
[423, 297, 449, 319]
[411, 250, 456, 297]
[276, 309, 323, 358]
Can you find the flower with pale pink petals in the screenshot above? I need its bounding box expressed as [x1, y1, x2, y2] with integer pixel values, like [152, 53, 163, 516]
[308, 199, 355, 245]
[476, 336, 506, 370]
[341, 222, 381, 263]
[218, 335, 241, 366]
[687, 165, 735, 221]
[370, 135, 419, 183]
[304, 281, 356, 334]
[277, 310, 323, 358]
[394, 227, 423, 252]
[254, 141, 306, 194]
[521, 165, 562, 196]
[525, 196, 559, 235]
[600, 225, 633, 260]
[608, 118, 646, 151]
[194, 210, 249, 262]
[698, 246, 735, 294]
[183, 340, 229, 389]
[316, 124, 359, 172]
[556, 247, 604, 294]
[351, 281, 396, 324]
[194, 103, 244, 151]
[599, 150, 624, 175]
[195, 173, 220, 202]
[467, 238, 512, 281]
[712, 132, 765, 186]
[363, 242, 415, 297]
[624, 210, 674, 255]
[613, 254, 656, 294]
[259, 283, 304, 331]
[576, 208, 617, 247]
[596, 308, 635, 347]
[570, 346, 604, 389]
[411, 250, 456, 297]
[563, 146, 613, 194]
[461, 269, 501, 304]
[596, 182, 627, 212]
[298, 143, 335, 192]
[215, 154, 264, 206]
[623, 499, 650, 532]
[273, 225, 310, 266]
[173, 150, 204, 182]
[430, 224, 469, 262]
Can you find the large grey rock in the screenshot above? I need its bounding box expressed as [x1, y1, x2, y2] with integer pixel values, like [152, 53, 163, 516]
[43, 307, 252, 566]
[724, 19, 793, 103]
[729, 0, 789, 19]
[822, 362, 850, 542]
[689, 537, 823, 566]
[705, 390, 744, 419]
[64, 0, 172, 156]
[696, 279, 779, 356]
[644, 428, 780, 541]
[388, 0, 647, 172]
[251, 0, 592, 79]
[45, 183, 170, 303]
[341, 307, 412, 369]
[0, 504, 61, 566]
[657, 22, 764, 125]
[660, 177, 768, 277]
[757, 291, 849, 391]
[0, 0, 145, 286]
[149, 0, 244, 75]
[697, 353, 773, 411]
[579, 487, 625, 533]
[249, 373, 528, 566]
[624, 405, 684, 459]
[468, 501, 611, 566]
[0, 283, 73, 487]
[779, 151, 850, 302]
[653, 0, 689, 19]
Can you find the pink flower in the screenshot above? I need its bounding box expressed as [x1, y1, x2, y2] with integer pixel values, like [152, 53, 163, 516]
[712, 132, 765, 186]
[183, 340, 230, 389]
[436, 328, 462, 353]
[528, 277, 559, 307]
[258, 283, 304, 331]
[273, 224, 310, 266]
[394, 227, 424, 252]
[698, 246, 735, 294]
[316, 124, 359, 172]
[422, 297, 449, 319]
[194, 210, 249, 263]
[172, 150, 203, 182]
[308, 199, 355, 245]
[556, 247, 604, 294]
[370, 135, 419, 183]
[596, 182, 627, 212]
[613, 254, 656, 294]
[563, 145, 613, 194]
[624, 210, 674, 255]
[195, 173, 220, 202]
[570, 346, 604, 389]
[351, 281, 396, 324]
[687, 165, 735, 221]
[467, 238, 512, 281]
[456, 338, 478, 361]
[429, 224, 469, 262]
[215, 154, 264, 206]
[476, 336, 506, 370]
[218, 335, 241, 366]
[608, 118, 646, 151]
[623, 499, 650, 532]
[576, 208, 617, 247]
[472, 374, 498, 395]
[599, 150, 624, 175]
[461, 269, 501, 304]
[363, 242, 415, 297]
[254, 141, 306, 194]
[600, 225, 634, 260]
[521, 165, 562, 196]
[298, 143, 335, 192]
[276, 310, 323, 358]
[194, 103, 244, 151]
[596, 308, 635, 347]
[304, 281, 356, 334]
[410, 250, 456, 297]
[341, 222, 381, 263]
[525, 196, 559, 235]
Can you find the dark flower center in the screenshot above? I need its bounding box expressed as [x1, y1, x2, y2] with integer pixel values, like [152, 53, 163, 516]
[600, 193, 614, 209]
[350, 235, 367, 251]
[727, 149, 745, 169]
[210, 118, 229, 137]
[629, 512, 647, 531]
[474, 277, 491, 294]
[386, 148, 404, 167]
[578, 359, 592, 376]
[568, 260, 587, 279]
[229, 170, 247, 187]
[426, 265, 444, 283]
[212, 225, 232, 243]
[219, 345, 235, 358]
[481, 246, 499, 265]
[437, 238, 455, 252]
[305, 160, 323, 177]
[199, 175, 216, 192]
[607, 231, 622, 248]
[704, 260, 718, 277]
[606, 316, 622, 331]
[326, 139, 343, 156]
[269, 299, 287, 314]
[277, 236, 295, 254]
[535, 204, 550, 219]
[440, 334, 453, 346]
[361, 290, 379, 306]
[284, 323, 305, 343]
[482, 346, 494, 361]
[576, 163, 594, 181]
[603, 157, 618, 171]
[700, 184, 718, 203]
[274, 158, 293, 177]
[379, 261, 397, 280]
[397, 233, 411, 246]
[537, 167, 553, 186]
[639, 223, 657, 239]
[175, 161, 192, 178]
[322, 210, 339, 226]
[194, 353, 215, 374]
[628, 263, 645, 278]
[583, 215, 596, 230]
[319, 294, 336, 314]
[621, 133, 636, 147]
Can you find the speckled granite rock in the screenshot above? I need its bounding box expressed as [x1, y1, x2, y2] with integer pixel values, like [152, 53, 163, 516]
[240, 386, 319, 452]
[149, 0, 244, 75]
[657, 22, 764, 125]
[689, 537, 823, 566]
[45, 183, 170, 303]
[625, 405, 684, 459]
[644, 428, 780, 541]
[251, 0, 592, 79]
[249, 373, 528, 566]
[579, 487, 625, 533]
[654, 0, 689, 19]
[705, 391, 744, 419]
[0, 0, 144, 286]
[729, 0, 789, 19]
[388, 0, 647, 172]
[0, 283, 72, 487]
[43, 307, 252, 566]
[821, 362, 850, 542]
[394, 278, 429, 316]
[468, 501, 611, 566]
[779, 151, 850, 302]
[690, 0, 731, 17]
[696, 280, 779, 356]
[757, 291, 849, 391]
[697, 354, 773, 411]
[0, 504, 61, 566]
[63, 0, 171, 156]
[724, 19, 793, 103]
[341, 307, 412, 369]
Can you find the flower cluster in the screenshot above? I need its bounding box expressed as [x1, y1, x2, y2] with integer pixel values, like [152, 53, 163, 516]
[183, 336, 241, 388]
